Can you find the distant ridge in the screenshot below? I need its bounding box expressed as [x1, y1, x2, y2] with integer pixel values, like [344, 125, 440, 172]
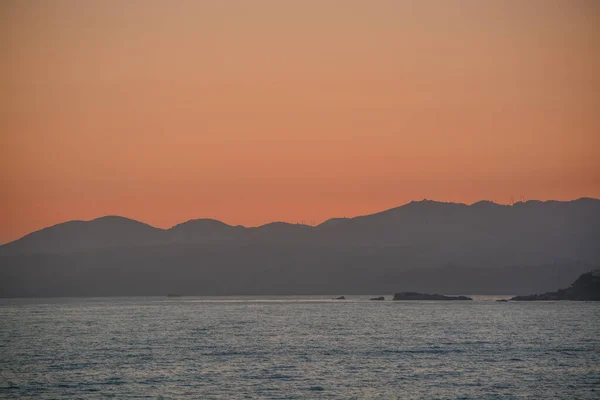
[1, 198, 598, 297]
[2, 198, 598, 254]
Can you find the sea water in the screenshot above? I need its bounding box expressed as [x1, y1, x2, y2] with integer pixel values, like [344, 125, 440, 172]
[1, 296, 599, 399]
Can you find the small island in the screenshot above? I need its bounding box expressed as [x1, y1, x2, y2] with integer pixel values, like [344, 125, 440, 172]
[511, 269, 600, 301]
[393, 292, 472, 301]
[370, 296, 385, 301]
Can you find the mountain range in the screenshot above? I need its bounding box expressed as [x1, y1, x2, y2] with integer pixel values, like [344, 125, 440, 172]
[1, 198, 599, 297]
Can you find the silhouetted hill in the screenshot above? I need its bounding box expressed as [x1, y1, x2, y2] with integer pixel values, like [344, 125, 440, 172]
[511, 269, 600, 301]
[311, 198, 599, 266]
[0, 198, 598, 296]
[0, 216, 166, 255]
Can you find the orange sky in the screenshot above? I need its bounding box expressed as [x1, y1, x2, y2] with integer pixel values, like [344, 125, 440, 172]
[1, 0, 599, 244]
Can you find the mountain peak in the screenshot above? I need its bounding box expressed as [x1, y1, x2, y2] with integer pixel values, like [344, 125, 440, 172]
[90, 215, 154, 226]
[170, 218, 232, 230]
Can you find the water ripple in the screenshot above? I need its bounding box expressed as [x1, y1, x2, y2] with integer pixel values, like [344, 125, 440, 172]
[1, 297, 599, 399]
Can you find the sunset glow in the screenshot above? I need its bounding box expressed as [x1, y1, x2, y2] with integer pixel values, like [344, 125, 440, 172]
[1, 0, 599, 243]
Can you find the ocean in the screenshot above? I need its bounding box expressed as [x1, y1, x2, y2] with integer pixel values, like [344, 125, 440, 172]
[1, 296, 598, 399]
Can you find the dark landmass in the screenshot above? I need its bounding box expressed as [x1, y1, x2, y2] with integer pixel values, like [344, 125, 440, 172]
[1, 198, 598, 297]
[511, 269, 600, 301]
[370, 297, 385, 301]
[496, 299, 508, 302]
[333, 296, 346, 300]
[393, 292, 472, 301]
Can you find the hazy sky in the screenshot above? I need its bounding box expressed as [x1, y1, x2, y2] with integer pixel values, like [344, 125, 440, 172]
[1, 0, 599, 243]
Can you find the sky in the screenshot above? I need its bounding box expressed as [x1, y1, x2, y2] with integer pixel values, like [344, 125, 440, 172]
[1, 0, 599, 244]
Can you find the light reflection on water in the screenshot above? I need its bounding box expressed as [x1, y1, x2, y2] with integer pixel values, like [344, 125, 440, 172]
[1, 296, 598, 399]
